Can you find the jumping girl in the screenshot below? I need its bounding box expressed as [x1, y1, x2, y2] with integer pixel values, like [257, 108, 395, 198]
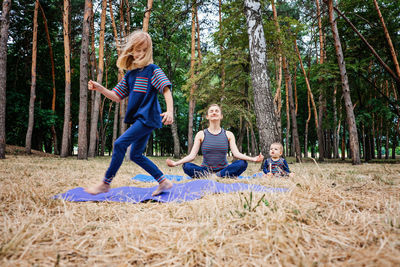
[85, 30, 174, 196]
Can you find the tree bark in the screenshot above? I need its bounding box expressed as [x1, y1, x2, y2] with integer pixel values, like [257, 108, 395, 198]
[61, 0, 71, 157]
[78, 0, 92, 160]
[218, 0, 225, 91]
[294, 40, 318, 127]
[0, 0, 11, 159]
[142, 0, 153, 32]
[327, 0, 360, 164]
[39, 2, 58, 155]
[244, 0, 280, 157]
[109, 0, 125, 138]
[88, 0, 107, 157]
[283, 57, 301, 162]
[26, 0, 39, 155]
[316, 0, 325, 161]
[187, 1, 197, 153]
[333, 86, 339, 158]
[271, 0, 282, 139]
[373, 0, 400, 80]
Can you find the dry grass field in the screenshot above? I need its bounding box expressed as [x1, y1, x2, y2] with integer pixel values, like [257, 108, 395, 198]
[1, 149, 399, 266]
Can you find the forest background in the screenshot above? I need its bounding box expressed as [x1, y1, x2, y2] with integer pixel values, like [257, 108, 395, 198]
[0, 0, 399, 164]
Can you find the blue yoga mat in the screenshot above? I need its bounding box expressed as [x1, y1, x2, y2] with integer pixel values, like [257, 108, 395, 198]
[132, 173, 264, 182]
[53, 179, 288, 203]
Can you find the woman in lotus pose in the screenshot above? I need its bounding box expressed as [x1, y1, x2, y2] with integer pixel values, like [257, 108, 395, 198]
[166, 104, 263, 178]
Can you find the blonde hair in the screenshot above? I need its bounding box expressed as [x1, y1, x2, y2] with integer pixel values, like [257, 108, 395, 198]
[270, 142, 283, 153]
[116, 30, 154, 70]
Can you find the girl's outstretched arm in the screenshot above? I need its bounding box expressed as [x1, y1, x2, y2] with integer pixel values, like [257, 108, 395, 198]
[88, 80, 122, 103]
[161, 87, 174, 125]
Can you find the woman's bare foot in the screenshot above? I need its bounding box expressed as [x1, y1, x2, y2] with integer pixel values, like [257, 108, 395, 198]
[152, 179, 173, 196]
[85, 182, 110, 195]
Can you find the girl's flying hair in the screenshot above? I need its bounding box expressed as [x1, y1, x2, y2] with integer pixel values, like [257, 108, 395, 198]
[116, 30, 154, 70]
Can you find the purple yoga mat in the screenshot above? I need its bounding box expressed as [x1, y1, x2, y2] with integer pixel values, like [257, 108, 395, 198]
[53, 179, 288, 203]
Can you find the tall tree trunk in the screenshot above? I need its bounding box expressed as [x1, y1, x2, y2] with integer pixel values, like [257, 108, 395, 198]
[327, 0, 360, 164]
[0, 0, 11, 159]
[284, 62, 290, 156]
[250, 121, 258, 156]
[333, 86, 339, 158]
[373, 0, 400, 79]
[187, 1, 197, 153]
[218, 0, 225, 91]
[25, 0, 39, 154]
[244, 0, 280, 158]
[109, 0, 125, 139]
[78, 0, 92, 159]
[112, 102, 119, 148]
[294, 40, 318, 128]
[283, 57, 301, 162]
[304, 90, 311, 158]
[392, 131, 397, 159]
[371, 119, 376, 159]
[142, 0, 153, 32]
[271, 0, 282, 140]
[61, 0, 71, 157]
[341, 119, 346, 160]
[39, 3, 58, 155]
[88, 0, 107, 157]
[316, 0, 325, 161]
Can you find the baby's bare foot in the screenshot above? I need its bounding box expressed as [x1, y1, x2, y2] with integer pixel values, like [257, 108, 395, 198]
[152, 179, 173, 196]
[85, 182, 110, 195]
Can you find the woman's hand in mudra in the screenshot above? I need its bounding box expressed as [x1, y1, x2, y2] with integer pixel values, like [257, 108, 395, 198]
[252, 154, 264, 162]
[166, 158, 177, 167]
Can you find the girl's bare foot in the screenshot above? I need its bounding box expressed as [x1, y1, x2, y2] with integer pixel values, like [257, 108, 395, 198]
[85, 182, 110, 195]
[152, 179, 173, 196]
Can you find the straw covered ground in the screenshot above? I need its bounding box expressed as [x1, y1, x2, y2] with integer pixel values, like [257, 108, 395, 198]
[1, 151, 400, 266]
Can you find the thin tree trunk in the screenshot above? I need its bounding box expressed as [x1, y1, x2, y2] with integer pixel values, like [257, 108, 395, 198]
[244, 0, 280, 158]
[250, 121, 258, 156]
[371, 118, 376, 159]
[327, 0, 361, 164]
[78, 0, 92, 160]
[125, 0, 131, 34]
[284, 60, 290, 156]
[112, 102, 119, 148]
[109, 0, 125, 137]
[26, 0, 39, 154]
[341, 119, 346, 160]
[304, 90, 311, 158]
[88, 0, 107, 157]
[283, 57, 301, 162]
[142, 0, 153, 32]
[294, 40, 318, 127]
[373, 0, 400, 79]
[187, 1, 197, 153]
[0, 0, 11, 159]
[316, 0, 325, 161]
[293, 65, 298, 115]
[271, 0, 282, 139]
[333, 86, 338, 158]
[218, 0, 225, 91]
[61, 0, 71, 157]
[39, 2, 58, 155]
